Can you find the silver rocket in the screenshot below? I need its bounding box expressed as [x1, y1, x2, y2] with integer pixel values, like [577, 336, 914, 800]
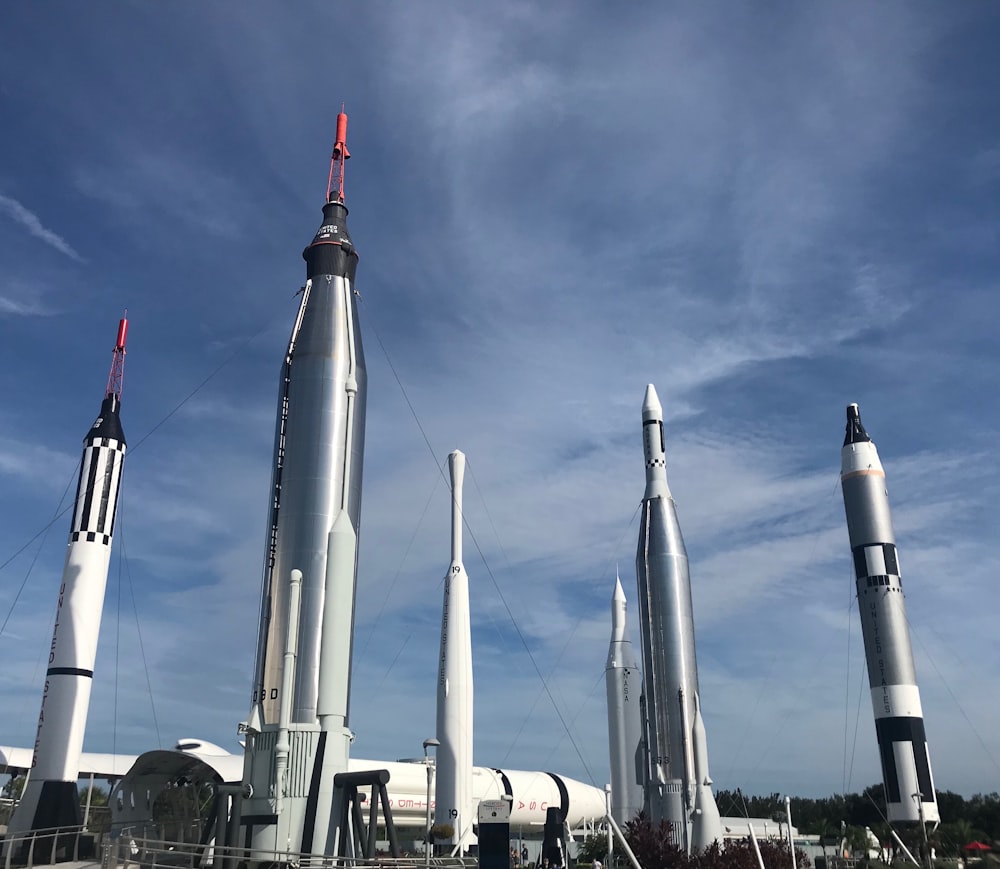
[241, 110, 367, 857]
[634, 384, 722, 852]
[435, 450, 474, 853]
[605, 572, 644, 824]
[840, 403, 939, 825]
[5, 317, 128, 842]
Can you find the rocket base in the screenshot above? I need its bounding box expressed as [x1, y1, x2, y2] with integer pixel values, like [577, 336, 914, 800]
[240, 723, 354, 862]
[3, 780, 86, 861]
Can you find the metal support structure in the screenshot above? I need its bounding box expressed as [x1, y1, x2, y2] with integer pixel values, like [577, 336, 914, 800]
[604, 785, 614, 867]
[784, 796, 797, 869]
[606, 813, 643, 869]
[423, 738, 440, 869]
[914, 792, 933, 869]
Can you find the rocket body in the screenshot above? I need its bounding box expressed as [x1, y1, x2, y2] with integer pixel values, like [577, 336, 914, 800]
[634, 384, 721, 850]
[5, 332, 127, 842]
[242, 149, 367, 857]
[605, 574, 644, 824]
[435, 450, 475, 852]
[840, 404, 938, 824]
[251, 197, 366, 725]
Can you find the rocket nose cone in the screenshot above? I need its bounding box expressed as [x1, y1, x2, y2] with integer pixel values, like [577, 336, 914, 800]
[642, 384, 662, 419]
[844, 402, 871, 446]
[612, 574, 626, 603]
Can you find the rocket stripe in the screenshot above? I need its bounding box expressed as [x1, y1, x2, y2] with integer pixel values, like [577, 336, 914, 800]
[108, 452, 125, 538]
[879, 735, 901, 803]
[75, 449, 100, 531]
[95, 451, 116, 534]
[851, 543, 899, 580]
[841, 468, 886, 480]
[46, 667, 94, 678]
[71, 443, 125, 539]
[70, 532, 111, 544]
[875, 717, 934, 803]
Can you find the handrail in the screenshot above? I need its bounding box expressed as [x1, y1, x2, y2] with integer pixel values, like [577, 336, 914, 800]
[1, 823, 100, 869]
[101, 832, 480, 869]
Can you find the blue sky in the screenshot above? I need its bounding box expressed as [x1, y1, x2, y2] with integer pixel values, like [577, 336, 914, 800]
[1, 3, 999, 802]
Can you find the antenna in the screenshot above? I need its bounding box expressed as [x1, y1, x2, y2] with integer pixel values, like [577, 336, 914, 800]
[105, 311, 129, 400]
[325, 104, 351, 203]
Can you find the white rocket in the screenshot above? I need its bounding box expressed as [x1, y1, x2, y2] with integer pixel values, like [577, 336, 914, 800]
[241, 110, 366, 858]
[634, 384, 722, 852]
[605, 573, 644, 824]
[435, 450, 474, 853]
[5, 317, 128, 843]
[840, 403, 939, 824]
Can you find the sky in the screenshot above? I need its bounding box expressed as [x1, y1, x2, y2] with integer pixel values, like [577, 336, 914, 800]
[1, 2, 999, 804]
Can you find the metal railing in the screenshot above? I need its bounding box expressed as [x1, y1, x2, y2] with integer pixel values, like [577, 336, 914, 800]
[1, 825, 101, 869]
[101, 834, 480, 869]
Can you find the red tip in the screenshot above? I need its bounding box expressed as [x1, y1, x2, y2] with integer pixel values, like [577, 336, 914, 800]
[105, 310, 128, 400]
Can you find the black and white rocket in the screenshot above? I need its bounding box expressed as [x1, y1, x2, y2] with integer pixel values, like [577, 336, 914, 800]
[840, 403, 939, 825]
[605, 572, 644, 824]
[5, 317, 128, 840]
[241, 109, 367, 858]
[435, 450, 474, 853]
[634, 384, 722, 852]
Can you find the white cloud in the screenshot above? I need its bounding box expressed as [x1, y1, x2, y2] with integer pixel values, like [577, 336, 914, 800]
[0, 193, 83, 261]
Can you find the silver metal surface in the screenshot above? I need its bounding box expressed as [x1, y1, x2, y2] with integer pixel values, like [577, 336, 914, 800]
[636, 496, 699, 822]
[605, 576, 644, 823]
[634, 384, 721, 849]
[254, 272, 367, 725]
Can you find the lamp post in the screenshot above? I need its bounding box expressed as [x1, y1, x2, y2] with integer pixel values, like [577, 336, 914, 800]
[424, 737, 440, 869]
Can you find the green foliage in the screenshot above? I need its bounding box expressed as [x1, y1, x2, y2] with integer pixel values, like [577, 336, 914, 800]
[577, 834, 610, 864]
[78, 783, 109, 806]
[715, 786, 1000, 843]
[3, 774, 26, 801]
[430, 822, 454, 841]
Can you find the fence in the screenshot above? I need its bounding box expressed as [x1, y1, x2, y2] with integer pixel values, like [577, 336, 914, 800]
[100, 834, 481, 869]
[1, 825, 100, 869]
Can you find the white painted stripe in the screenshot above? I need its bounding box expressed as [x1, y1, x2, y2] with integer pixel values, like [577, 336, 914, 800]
[871, 684, 923, 719]
[864, 545, 887, 577]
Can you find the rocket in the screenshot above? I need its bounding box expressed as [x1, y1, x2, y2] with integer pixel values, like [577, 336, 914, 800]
[5, 317, 128, 842]
[435, 450, 474, 853]
[241, 108, 367, 857]
[634, 384, 722, 852]
[840, 403, 939, 825]
[605, 572, 644, 824]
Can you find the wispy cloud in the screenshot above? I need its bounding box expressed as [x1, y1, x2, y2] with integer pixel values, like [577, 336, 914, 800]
[0, 193, 83, 261]
[0, 295, 46, 317]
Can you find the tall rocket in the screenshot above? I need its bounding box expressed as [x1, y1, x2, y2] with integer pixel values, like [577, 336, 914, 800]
[840, 403, 939, 824]
[605, 572, 644, 824]
[241, 109, 367, 857]
[5, 317, 128, 840]
[634, 384, 722, 852]
[435, 450, 474, 853]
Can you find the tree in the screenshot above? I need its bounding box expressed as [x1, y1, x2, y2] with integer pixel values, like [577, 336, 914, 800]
[577, 833, 610, 865]
[623, 813, 686, 869]
[2, 774, 26, 802]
